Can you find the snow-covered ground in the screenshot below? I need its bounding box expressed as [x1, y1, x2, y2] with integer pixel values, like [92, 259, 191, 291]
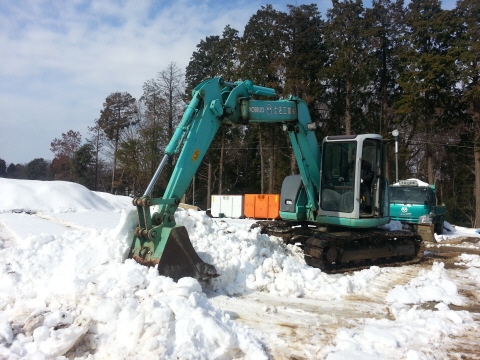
[0, 178, 479, 359]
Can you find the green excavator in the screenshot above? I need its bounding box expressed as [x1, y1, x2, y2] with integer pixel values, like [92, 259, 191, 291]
[128, 78, 423, 281]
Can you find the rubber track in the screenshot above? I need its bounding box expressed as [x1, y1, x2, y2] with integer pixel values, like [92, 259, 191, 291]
[255, 221, 425, 274]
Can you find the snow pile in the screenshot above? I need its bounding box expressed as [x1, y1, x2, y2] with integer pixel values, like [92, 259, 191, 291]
[436, 224, 480, 242]
[456, 253, 480, 268]
[93, 191, 133, 210]
[0, 178, 479, 359]
[386, 262, 463, 305]
[455, 254, 480, 283]
[0, 179, 129, 213]
[379, 220, 404, 231]
[0, 181, 269, 359]
[176, 209, 384, 299]
[0, 215, 266, 359]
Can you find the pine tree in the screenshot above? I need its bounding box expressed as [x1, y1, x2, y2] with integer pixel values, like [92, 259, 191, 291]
[185, 35, 221, 96]
[395, 0, 460, 183]
[236, 5, 287, 194]
[237, 5, 285, 88]
[6, 163, 16, 178]
[323, 0, 369, 135]
[25, 158, 49, 180]
[72, 144, 95, 188]
[454, 0, 480, 226]
[0, 158, 6, 177]
[98, 92, 138, 193]
[364, 0, 406, 179]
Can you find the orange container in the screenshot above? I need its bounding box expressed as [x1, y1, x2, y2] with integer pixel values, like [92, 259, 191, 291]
[267, 194, 280, 219]
[244, 194, 256, 218]
[244, 194, 280, 219]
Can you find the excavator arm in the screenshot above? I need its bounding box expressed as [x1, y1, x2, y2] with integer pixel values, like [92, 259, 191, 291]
[129, 77, 322, 281]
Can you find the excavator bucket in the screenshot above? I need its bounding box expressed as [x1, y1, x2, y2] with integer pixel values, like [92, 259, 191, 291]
[129, 225, 218, 282]
[416, 223, 435, 242]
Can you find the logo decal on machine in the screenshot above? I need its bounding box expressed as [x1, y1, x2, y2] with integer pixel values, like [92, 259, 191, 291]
[400, 206, 411, 216]
[266, 104, 272, 116]
[192, 149, 200, 162]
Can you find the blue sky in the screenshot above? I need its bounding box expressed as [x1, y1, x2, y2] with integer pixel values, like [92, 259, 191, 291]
[0, 0, 457, 165]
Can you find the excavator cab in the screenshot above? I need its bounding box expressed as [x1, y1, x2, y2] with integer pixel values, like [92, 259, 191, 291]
[318, 134, 389, 228]
[279, 134, 389, 228]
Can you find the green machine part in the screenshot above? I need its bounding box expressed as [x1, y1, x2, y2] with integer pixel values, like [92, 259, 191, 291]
[128, 77, 318, 281]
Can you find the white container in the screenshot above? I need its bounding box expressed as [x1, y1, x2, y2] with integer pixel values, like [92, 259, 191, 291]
[211, 195, 244, 218]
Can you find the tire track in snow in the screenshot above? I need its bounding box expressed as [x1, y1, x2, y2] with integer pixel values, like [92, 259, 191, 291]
[0, 217, 17, 247]
[0, 211, 94, 245]
[33, 212, 92, 231]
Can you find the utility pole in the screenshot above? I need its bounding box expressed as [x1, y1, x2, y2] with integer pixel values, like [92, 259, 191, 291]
[392, 129, 399, 183]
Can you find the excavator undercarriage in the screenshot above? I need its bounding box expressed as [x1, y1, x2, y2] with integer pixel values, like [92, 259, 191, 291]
[254, 221, 424, 273]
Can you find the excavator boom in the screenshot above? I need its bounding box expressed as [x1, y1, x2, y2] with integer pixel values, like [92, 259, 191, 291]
[129, 78, 295, 281]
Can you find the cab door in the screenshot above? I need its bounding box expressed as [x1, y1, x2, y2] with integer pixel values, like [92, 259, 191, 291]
[360, 138, 387, 218]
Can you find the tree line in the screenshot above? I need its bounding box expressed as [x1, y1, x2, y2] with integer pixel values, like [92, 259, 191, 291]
[1, 0, 478, 227]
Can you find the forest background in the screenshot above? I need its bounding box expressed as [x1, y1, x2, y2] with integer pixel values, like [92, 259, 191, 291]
[0, 0, 479, 228]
